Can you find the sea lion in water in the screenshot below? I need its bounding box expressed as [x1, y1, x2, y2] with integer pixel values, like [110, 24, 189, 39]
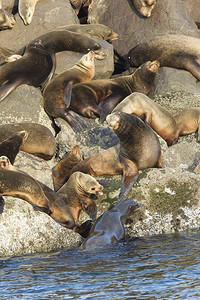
[81, 199, 141, 250]
[0, 40, 53, 101]
[112, 92, 179, 146]
[67, 60, 160, 121]
[52, 145, 83, 192]
[0, 168, 51, 213]
[174, 107, 200, 141]
[43, 51, 106, 132]
[131, 0, 157, 17]
[0, 130, 28, 164]
[0, 8, 15, 29]
[0, 123, 56, 160]
[57, 171, 104, 224]
[18, 0, 40, 25]
[128, 34, 200, 81]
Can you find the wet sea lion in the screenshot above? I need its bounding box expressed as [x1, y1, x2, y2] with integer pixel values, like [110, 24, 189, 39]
[0, 8, 15, 29]
[52, 145, 83, 192]
[0, 40, 53, 101]
[0, 130, 28, 164]
[57, 24, 119, 41]
[128, 34, 200, 81]
[174, 107, 200, 141]
[112, 92, 179, 146]
[0, 169, 51, 214]
[43, 51, 105, 132]
[0, 123, 56, 160]
[67, 60, 160, 122]
[81, 199, 141, 250]
[18, 0, 40, 25]
[57, 171, 104, 224]
[106, 112, 163, 200]
[131, 0, 157, 17]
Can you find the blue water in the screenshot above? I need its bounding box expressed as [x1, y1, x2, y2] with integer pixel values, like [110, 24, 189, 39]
[0, 229, 200, 300]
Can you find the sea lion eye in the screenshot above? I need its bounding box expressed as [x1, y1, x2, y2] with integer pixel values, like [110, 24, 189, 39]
[91, 187, 95, 190]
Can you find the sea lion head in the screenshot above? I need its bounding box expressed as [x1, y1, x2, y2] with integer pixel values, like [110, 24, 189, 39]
[132, 0, 157, 17]
[113, 199, 141, 216]
[106, 112, 121, 131]
[74, 172, 104, 197]
[0, 9, 16, 29]
[78, 51, 95, 69]
[0, 156, 10, 169]
[19, 2, 36, 25]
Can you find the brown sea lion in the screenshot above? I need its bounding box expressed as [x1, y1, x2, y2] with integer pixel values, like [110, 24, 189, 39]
[112, 92, 179, 146]
[67, 60, 160, 122]
[131, 0, 157, 17]
[43, 51, 105, 132]
[0, 123, 56, 160]
[174, 107, 200, 141]
[57, 171, 103, 224]
[0, 130, 28, 164]
[52, 145, 83, 192]
[70, 0, 91, 15]
[0, 169, 51, 214]
[57, 24, 119, 41]
[0, 40, 53, 101]
[0, 155, 18, 171]
[18, 0, 40, 25]
[128, 34, 200, 81]
[81, 199, 141, 250]
[0, 8, 15, 29]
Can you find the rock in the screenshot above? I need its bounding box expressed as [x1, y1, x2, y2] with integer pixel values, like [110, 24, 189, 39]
[186, 0, 200, 28]
[88, 0, 199, 57]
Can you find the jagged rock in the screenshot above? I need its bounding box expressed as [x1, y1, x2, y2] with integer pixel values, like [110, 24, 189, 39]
[88, 0, 199, 57]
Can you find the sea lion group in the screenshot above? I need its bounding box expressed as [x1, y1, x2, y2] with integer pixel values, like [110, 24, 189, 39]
[0, 0, 200, 250]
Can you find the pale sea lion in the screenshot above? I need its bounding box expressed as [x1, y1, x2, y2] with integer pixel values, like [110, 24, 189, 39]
[174, 107, 200, 141]
[128, 34, 200, 81]
[0, 155, 19, 171]
[106, 112, 163, 200]
[0, 40, 53, 101]
[0, 130, 28, 164]
[81, 199, 141, 250]
[0, 169, 51, 214]
[57, 171, 104, 224]
[43, 51, 104, 132]
[52, 145, 83, 192]
[67, 60, 160, 121]
[0, 123, 56, 160]
[0, 8, 15, 29]
[112, 92, 179, 146]
[131, 0, 157, 17]
[18, 0, 40, 25]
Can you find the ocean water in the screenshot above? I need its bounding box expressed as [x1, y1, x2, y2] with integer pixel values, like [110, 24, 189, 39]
[0, 229, 199, 300]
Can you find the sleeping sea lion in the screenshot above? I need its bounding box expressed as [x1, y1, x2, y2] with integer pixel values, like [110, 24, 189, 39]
[18, 0, 40, 25]
[128, 34, 200, 81]
[0, 8, 15, 29]
[0, 130, 28, 164]
[0, 155, 19, 171]
[52, 145, 83, 192]
[112, 92, 179, 146]
[81, 199, 141, 250]
[0, 123, 56, 160]
[131, 0, 157, 17]
[174, 107, 200, 141]
[0, 40, 53, 101]
[57, 171, 103, 224]
[67, 60, 160, 122]
[43, 51, 105, 132]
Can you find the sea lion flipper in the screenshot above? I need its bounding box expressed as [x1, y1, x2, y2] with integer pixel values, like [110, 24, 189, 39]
[0, 80, 21, 101]
[63, 110, 88, 132]
[63, 81, 73, 108]
[99, 94, 122, 123]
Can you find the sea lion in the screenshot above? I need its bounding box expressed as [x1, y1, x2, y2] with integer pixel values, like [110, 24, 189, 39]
[106, 112, 163, 200]
[0, 8, 15, 29]
[0, 40, 53, 101]
[0, 155, 19, 171]
[174, 107, 200, 141]
[70, 0, 91, 15]
[43, 51, 104, 132]
[18, 0, 40, 25]
[57, 24, 119, 41]
[131, 0, 157, 17]
[81, 199, 141, 250]
[67, 60, 160, 122]
[0, 169, 51, 214]
[128, 34, 200, 81]
[0, 130, 28, 164]
[112, 92, 179, 146]
[57, 171, 104, 224]
[0, 123, 56, 160]
[52, 145, 83, 192]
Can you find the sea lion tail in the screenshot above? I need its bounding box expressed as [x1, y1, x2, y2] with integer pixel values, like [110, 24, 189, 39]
[63, 81, 73, 108]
